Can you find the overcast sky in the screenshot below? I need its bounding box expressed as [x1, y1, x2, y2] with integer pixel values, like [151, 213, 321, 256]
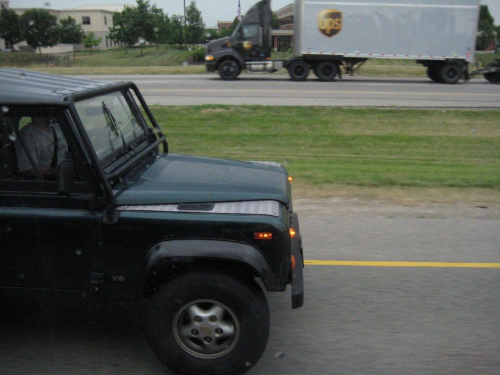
[9, 0, 500, 29]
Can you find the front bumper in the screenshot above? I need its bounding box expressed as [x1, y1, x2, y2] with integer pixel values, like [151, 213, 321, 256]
[205, 60, 216, 73]
[291, 213, 304, 308]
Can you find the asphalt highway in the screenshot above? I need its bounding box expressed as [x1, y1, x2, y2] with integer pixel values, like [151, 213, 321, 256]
[81, 73, 500, 108]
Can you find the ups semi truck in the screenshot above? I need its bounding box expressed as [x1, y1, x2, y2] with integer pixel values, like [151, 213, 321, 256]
[204, 0, 497, 84]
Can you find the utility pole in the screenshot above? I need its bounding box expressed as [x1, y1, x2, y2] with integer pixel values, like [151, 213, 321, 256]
[183, 0, 186, 46]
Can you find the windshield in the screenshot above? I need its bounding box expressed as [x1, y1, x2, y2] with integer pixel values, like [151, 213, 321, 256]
[75, 90, 146, 161]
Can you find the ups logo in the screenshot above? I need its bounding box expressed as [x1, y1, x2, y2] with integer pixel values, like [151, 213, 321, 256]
[318, 9, 342, 37]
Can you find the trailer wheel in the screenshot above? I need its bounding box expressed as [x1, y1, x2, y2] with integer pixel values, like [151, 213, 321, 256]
[218, 60, 240, 80]
[439, 64, 462, 84]
[314, 61, 339, 81]
[288, 60, 309, 81]
[483, 62, 499, 84]
[427, 65, 441, 82]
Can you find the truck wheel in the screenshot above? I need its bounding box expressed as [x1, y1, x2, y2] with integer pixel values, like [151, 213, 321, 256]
[149, 272, 270, 375]
[427, 65, 441, 82]
[439, 64, 462, 84]
[314, 61, 339, 81]
[483, 62, 499, 84]
[218, 60, 240, 80]
[288, 60, 309, 81]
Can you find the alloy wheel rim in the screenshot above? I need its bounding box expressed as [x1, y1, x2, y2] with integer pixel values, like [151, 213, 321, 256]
[173, 299, 240, 359]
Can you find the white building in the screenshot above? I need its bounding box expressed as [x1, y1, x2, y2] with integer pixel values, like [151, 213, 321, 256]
[1, 1, 126, 51]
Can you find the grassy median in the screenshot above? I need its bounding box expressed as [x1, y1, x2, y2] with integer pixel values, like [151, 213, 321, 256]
[2, 47, 498, 77]
[152, 106, 500, 202]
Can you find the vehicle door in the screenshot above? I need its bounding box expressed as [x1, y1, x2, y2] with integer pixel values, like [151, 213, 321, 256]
[233, 23, 264, 60]
[0, 108, 101, 291]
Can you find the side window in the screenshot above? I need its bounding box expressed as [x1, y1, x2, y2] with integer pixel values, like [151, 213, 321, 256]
[242, 24, 259, 39]
[0, 109, 85, 189]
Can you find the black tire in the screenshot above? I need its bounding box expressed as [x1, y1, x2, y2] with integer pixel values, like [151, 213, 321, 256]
[314, 61, 339, 81]
[426, 65, 442, 82]
[483, 62, 500, 84]
[218, 60, 240, 80]
[288, 59, 309, 81]
[439, 63, 462, 84]
[149, 272, 270, 375]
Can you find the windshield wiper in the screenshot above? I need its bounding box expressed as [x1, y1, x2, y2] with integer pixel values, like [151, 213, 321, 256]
[102, 101, 127, 153]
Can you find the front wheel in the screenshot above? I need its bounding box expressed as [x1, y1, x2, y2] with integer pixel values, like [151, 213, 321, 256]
[218, 60, 241, 80]
[149, 272, 270, 375]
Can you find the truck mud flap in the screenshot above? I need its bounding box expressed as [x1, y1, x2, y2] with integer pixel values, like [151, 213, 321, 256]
[291, 213, 304, 309]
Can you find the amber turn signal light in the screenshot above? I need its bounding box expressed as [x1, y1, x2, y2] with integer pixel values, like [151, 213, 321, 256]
[254, 232, 273, 240]
[290, 228, 296, 238]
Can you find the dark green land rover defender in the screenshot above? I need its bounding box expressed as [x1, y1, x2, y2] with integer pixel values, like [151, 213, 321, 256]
[0, 69, 303, 375]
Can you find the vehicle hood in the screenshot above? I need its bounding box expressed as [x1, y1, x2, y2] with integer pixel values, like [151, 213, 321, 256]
[205, 37, 232, 54]
[113, 154, 290, 206]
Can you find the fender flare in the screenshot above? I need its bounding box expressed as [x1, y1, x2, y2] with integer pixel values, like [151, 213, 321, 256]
[212, 50, 245, 70]
[284, 57, 305, 69]
[141, 239, 278, 292]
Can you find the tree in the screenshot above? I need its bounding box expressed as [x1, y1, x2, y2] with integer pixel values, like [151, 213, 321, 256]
[185, 0, 205, 46]
[219, 17, 240, 37]
[477, 4, 496, 50]
[271, 12, 281, 29]
[83, 31, 102, 51]
[59, 16, 85, 45]
[0, 8, 22, 48]
[108, 7, 140, 52]
[204, 28, 219, 42]
[151, 7, 169, 50]
[169, 15, 184, 45]
[134, 0, 156, 51]
[109, 0, 157, 54]
[19, 9, 59, 54]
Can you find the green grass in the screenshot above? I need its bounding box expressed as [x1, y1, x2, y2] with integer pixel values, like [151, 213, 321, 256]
[152, 106, 500, 195]
[1, 46, 498, 78]
[0, 45, 205, 68]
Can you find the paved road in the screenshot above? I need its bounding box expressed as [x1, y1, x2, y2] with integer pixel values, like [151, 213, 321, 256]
[1, 203, 499, 375]
[82, 74, 500, 108]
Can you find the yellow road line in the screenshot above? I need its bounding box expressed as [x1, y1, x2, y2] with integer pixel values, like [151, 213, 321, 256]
[305, 260, 500, 268]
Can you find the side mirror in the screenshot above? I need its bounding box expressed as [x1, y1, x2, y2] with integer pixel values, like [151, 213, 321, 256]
[56, 159, 75, 195]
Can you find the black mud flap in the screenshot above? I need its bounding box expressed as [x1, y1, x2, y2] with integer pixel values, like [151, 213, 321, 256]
[291, 213, 304, 309]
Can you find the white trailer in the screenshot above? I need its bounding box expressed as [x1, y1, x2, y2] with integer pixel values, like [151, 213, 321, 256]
[295, 0, 479, 61]
[289, 0, 481, 83]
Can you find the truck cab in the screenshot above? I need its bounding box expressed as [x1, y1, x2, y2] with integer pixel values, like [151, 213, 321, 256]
[205, 0, 276, 80]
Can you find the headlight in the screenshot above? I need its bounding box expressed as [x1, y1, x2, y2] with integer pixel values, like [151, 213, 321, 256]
[205, 55, 214, 61]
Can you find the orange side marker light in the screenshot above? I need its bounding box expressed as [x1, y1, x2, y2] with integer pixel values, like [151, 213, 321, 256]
[254, 232, 273, 240]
